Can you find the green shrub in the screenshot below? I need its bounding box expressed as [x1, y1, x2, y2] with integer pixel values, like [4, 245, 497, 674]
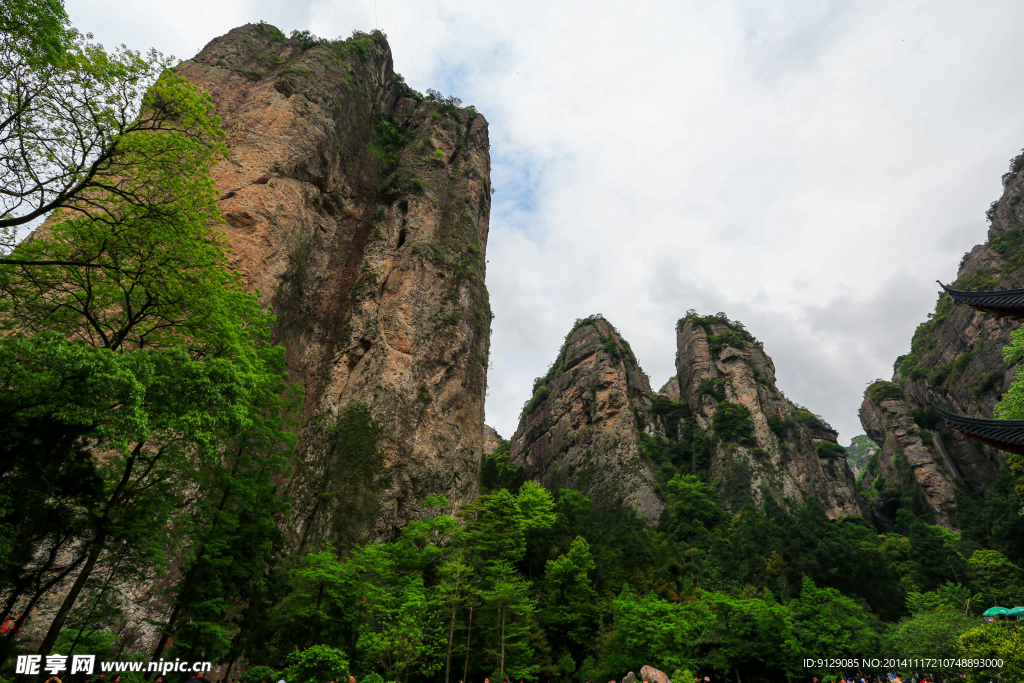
[816, 441, 847, 460]
[523, 385, 551, 416]
[363, 674, 384, 683]
[708, 329, 748, 356]
[650, 394, 691, 441]
[868, 380, 904, 404]
[368, 115, 408, 176]
[712, 402, 757, 446]
[481, 440, 528, 493]
[792, 405, 836, 433]
[600, 335, 624, 363]
[289, 29, 327, 49]
[767, 415, 792, 439]
[677, 310, 758, 346]
[1002, 148, 1024, 186]
[973, 370, 1003, 398]
[240, 667, 277, 683]
[284, 645, 348, 683]
[696, 377, 726, 402]
[255, 21, 286, 41]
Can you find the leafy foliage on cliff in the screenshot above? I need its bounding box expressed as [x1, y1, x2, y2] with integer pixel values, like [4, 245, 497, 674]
[712, 401, 757, 446]
[678, 310, 760, 348]
[0, 2, 299, 668]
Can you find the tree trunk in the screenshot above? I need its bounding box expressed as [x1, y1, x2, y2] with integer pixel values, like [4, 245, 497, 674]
[39, 440, 146, 665]
[733, 666, 741, 683]
[222, 651, 238, 683]
[445, 599, 457, 683]
[69, 544, 127, 657]
[35, 527, 108, 662]
[499, 605, 506, 682]
[461, 604, 474, 683]
[147, 463, 237, 678]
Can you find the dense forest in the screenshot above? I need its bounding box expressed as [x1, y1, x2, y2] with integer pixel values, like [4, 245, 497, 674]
[3, 2, 1024, 683]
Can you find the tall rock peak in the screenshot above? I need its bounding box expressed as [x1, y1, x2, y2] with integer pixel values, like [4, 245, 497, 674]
[510, 316, 664, 521]
[178, 24, 492, 545]
[511, 313, 866, 521]
[675, 312, 865, 516]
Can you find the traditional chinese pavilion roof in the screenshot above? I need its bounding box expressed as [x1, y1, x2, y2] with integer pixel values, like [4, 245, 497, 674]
[935, 407, 1024, 456]
[939, 281, 1024, 319]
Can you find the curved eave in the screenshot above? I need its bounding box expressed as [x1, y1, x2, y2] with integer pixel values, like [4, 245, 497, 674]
[935, 407, 1024, 456]
[939, 281, 1024, 319]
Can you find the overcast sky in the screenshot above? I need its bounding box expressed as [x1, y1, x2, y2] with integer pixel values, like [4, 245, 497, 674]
[66, 0, 1024, 444]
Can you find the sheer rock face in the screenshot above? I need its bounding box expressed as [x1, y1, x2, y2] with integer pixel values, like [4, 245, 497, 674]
[859, 396, 959, 527]
[675, 319, 865, 517]
[510, 318, 664, 522]
[857, 159, 1024, 528]
[178, 24, 491, 544]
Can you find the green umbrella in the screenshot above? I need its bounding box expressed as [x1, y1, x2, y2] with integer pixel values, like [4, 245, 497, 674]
[1006, 606, 1024, 618]
[983, 606, 1009, 617]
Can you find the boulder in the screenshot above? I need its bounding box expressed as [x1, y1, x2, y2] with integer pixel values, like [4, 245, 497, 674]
[640, 665, 671, 683]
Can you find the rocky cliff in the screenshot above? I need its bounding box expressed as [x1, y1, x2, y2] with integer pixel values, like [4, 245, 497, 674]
[672, 313, 865, 516]
[855, 152, 1024, 528]
[510, 317, 664, 521]
[511, 314, 865, 520]
[177, 24, 492, 545]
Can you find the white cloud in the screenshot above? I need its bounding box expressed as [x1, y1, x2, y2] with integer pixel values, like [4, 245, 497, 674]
[65, 0, 1024, 443]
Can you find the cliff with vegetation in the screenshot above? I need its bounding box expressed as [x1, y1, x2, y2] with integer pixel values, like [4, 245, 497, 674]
[511, 313, 865, 520]
[856, 152, 1024, 528]
[672, 313, 865, 516]
[510, 317, 664, 521]
[178, 23, 492, 544]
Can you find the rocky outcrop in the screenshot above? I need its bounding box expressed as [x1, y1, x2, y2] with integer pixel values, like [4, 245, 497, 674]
[857, 153, 1024, 528]
[673, 313, 866, 517]
[177, 24, 491, 544]
[510, 316, 664, 521]
[511, 313, 866, 521]
[859, 393, 960, 527]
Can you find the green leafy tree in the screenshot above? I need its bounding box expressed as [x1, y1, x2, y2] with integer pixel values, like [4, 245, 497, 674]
[887, 609, 977, 663]
[274, 551, 350, 656]
[958, 623, 1024, 682]
[788, 576, 880, 667]
[967, 549, 1024, 609]
[1, 0, 221, 240]
[437, 553, 473, 683]
[905, 583, 975, 614]
[284, 644, 349, 683]
[540, 536, 597, 660]
[480, 561, 536, 681]
[155, 377, 297, 667]
[698, 591, 800, 682]
[0, 8, 294, 663]
[353, 500, 463, 683]
[601, 587, 711, 677]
